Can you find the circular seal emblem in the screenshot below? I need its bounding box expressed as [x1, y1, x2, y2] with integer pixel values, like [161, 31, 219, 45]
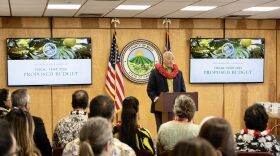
[43, 43, 57, 58]
[222, 43, 235, 57]
[121, 39, 162, 83]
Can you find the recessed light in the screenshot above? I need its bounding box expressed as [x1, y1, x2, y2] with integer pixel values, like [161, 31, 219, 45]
[115, 5, 150, 10]
[181, 6, 217, 11]
[243, 7, 280, 11]
[47, 4, 81, 10]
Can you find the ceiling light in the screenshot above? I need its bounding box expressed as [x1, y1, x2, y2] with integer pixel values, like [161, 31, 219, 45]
[115, 5, 150, 10]
[243, 7, 280, 11]
[47, 4, 81, 10]
[181, 6, 217, 11]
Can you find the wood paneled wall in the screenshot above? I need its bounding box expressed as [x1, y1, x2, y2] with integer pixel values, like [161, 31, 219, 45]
[0, 17, 279, 141]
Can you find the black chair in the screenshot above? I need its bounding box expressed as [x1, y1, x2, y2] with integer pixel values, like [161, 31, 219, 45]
[236, 152, 273, 156]
[136, 150, 154, 156]
[158, 150, 171, 156]
[52, 147, 64, 156]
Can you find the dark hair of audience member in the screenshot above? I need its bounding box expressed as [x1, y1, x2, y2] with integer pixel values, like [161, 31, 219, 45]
[79, 117, 113, 156]
[119, 96, 139, 152]
[172, 137, 217, 156]
[88, 95, 115, 120]
[0, 88, 10, 109]
[5, 108, 40, 156]
[72, 90, 89, 109]
[244, 103, 268, 131]
[0, 119, 17, 156]
[199, 118, 236, 156]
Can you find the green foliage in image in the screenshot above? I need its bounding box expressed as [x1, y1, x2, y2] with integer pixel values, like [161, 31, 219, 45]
[7, 38, 91, 60]
[190, 38, 264, 59]
[128, 56, 154, 75]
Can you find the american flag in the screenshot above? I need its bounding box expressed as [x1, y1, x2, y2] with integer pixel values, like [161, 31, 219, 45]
[105, 33, 125, 110]
[165, 31, 171, 51]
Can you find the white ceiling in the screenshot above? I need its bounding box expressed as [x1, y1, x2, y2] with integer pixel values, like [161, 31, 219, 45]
[1, 0, 280, 19]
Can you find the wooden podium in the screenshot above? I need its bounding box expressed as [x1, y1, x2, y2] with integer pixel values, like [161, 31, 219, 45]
[155, 92, 198, 123]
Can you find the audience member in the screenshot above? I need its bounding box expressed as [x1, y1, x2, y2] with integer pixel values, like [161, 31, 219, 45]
[113, 96, 155, 154]
[79, 117, 113, 156]
[199, 117, 236, 156]
[11, 89, 52, 156]
[53, 90, 89, 147]
[63, 95, 136, 156]
[157, 94, 199, 152]
[172, 137, 217, 156]
[5, 108, 41, 156]
[0, 88, 11, 118]
[0, 119, 19, 156]
[235, 104, 280, 156]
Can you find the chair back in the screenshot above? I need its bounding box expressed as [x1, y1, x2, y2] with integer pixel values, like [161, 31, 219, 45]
[236, 152, 273, 156]
[159, 150, 171, 156]
[53, 147, 64, 156]
[136, 150, 154, 156]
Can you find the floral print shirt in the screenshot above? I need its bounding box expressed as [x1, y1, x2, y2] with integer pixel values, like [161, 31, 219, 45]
[53, 110, 87, 147]
[62, 138, 136, 156]
[235, 129, 280, 156]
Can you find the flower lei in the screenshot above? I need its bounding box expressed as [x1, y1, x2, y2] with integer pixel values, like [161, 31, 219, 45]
[241, 128, 271, 137]
[155, 63, 179, 79]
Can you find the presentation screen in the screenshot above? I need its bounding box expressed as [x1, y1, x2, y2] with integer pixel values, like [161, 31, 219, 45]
[190, 38, 264, 83]
[7, 38, 92, 86]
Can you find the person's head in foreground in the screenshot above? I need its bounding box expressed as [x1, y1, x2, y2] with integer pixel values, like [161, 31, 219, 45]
[244, 103, 268, 131]
[0, 119, 19, 156]
[5, 108, 40, 156]
[199, 118, 236, 156]
[119, 96, 140, 151]
[11, 89, 30, 111]
[173, 94, 196, 121]
[172, 137, 217, 156]
[88, 95, 115, 122]
[79, 117, 113, 156]
[0, 88, 11, 110]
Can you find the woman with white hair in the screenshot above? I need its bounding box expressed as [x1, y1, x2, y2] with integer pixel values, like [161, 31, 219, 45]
[157, 94, 199, 153]
[79, 117, 113, 156]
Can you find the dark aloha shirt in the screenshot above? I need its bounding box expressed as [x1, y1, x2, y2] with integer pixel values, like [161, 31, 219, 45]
[53, 110, 87, 147]
[235, 129, 280, 156]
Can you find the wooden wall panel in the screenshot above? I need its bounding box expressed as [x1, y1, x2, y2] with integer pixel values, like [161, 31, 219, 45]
[226, 19, 276, 30]
[224, 30, 277, 132]
[185, 29, 224, 122]
[277, 31, 280, 102]
[0, 28, 52, 141]
[52, 18, 110, 29]
[51, 29, 111, 136]
[0, 17, 50, 28]
[1, 17, 279, 142]
[116, 29, 165, 137]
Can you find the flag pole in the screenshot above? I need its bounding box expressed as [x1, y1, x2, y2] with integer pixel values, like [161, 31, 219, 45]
[163, 18, 171, 31]
[163, 18, 172, 52]
[110, 18, 121, 122]
[111, 18, 120, 35]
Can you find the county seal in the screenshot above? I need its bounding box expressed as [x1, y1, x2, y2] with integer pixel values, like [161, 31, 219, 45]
[120, 39, 162, 83]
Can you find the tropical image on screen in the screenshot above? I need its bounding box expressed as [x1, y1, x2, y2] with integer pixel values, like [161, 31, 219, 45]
[7, 38, 91, 60]
[190, 38, 264, 59]
[189, 38, 265, 83]
[7, 38, 92, 86]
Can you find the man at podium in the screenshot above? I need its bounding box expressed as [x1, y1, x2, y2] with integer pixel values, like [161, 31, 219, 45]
[147, 51, 186, 131]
